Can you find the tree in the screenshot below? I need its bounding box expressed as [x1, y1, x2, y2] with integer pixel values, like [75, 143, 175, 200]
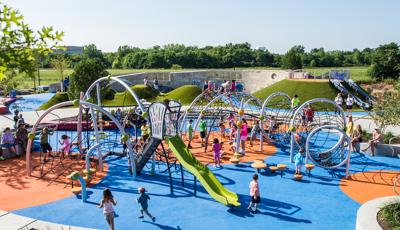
[0, 1, 63, 81]
[82, 44, 110, 68]
[368, 43, 400, 80]
[51, 54, 70, 82]
[372, 93, 400, 133]
[281, 46, 303, 69]
[68, 58, 109, 99]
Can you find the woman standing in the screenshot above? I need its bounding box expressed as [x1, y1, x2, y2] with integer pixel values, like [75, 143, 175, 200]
[351, 125, 363, 152]
[334, 93, 343, 114]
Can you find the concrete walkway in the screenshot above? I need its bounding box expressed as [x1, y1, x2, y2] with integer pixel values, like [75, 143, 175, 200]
[0, 210, 95, 230]
[0, 108, 79, 130]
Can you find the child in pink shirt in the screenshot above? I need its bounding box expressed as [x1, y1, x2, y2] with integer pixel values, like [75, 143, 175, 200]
[240, 118, 248, 155]
[59, 134, 71, 156]
[212, 138, 222, 167]
[248, 174, 260, 213]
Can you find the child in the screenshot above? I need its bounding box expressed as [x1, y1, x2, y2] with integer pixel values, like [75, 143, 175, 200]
[40, 127, 53, 162]
[291, 94, 300, 109]
[1, 127, 16, 155]
[212, 138, 222, 167]
[141, 121, 150, 143]
[294, 148, 305, 174]
[187, 119, 193, 148]
[98, 188, 117, 230]
[137, 187, 155, 222]
[230, 123, 237, 141]
[199, 116, 207, 147]
[247, 174, 260, 213]
[346, 95, 354, 117]
[227, 113, 235, 127]
[240, 118, 248, 155]
[268, 116, 277, 138]
[59, 134, 71, 157]
[249, 121, 260, 147]
[219, 122, 226, 138]
[228, 141, 236, 153]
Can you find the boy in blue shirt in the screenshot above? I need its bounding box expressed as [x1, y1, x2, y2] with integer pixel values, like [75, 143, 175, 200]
[294, 148, 305, 175]
[137, 187, 155, 222]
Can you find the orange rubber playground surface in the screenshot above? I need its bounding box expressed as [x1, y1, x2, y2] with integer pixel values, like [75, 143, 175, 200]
[0, 156, 107, 211]
[1, 137, 399, 230]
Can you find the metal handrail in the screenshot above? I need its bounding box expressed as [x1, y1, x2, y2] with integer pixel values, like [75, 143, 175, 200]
[389, 136, 400, 157]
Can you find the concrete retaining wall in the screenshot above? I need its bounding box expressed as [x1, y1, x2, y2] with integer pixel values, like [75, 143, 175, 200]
[117, 69, 297, 93]
[356, 196, 399, 230]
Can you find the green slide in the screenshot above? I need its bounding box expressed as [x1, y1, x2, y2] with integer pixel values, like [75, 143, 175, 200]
[166, 135, 240, 207]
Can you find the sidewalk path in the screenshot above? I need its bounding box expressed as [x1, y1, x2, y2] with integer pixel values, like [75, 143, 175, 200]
[0, 210, 95, 230]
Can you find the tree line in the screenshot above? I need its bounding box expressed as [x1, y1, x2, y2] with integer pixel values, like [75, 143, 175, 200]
[43, 42, 400, 80]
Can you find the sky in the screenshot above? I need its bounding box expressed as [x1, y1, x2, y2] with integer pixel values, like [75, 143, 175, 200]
[4, 0, 400, 53]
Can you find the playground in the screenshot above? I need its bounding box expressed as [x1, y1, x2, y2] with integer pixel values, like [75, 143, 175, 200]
[0, 77, 399, 230]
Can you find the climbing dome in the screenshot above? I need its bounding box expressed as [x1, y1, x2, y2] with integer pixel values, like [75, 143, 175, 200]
[260, 92, 293, 144]
[26, 100, 136, 179]
[84, 75, 147, 114]
[180, 92, 262, 133]
[289, 98, 350, 174]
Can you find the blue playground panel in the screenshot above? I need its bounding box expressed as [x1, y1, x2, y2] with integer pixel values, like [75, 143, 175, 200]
[14, 140, 400, 229]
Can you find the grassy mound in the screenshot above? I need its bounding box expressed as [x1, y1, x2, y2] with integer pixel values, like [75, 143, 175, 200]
[377, 202, 400, 230]
[157, 85, 201, 105]
[37, 92, 69, 110]
[253, 79, 338, 103]
[102, 85, 201, 106]
[102, 84, 159, 106]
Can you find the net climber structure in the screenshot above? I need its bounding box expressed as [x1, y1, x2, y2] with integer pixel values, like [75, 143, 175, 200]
[260, 92, 293, 148]
[289, 98, 351, 177]
[84, 76, 158, 178]
[180, 91, 262, 154]
[25, 100, 136, 180]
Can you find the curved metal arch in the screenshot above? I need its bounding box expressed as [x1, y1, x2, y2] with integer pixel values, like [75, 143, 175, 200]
[26, 100, 137, 178]
[289, 98, 346, 128]
[261, 92, 291, 117]
[179, 91, 214, 132]
[305, 125, 351, 175]
[243, 95, 263, 112]
[289, 98, 347, 162]
[193, 93, 237, 131]
[84, 76, 145, 112]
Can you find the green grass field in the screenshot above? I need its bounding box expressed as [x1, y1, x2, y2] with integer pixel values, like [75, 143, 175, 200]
[253, 79, 338, 102]
[16, 68, 195, 89]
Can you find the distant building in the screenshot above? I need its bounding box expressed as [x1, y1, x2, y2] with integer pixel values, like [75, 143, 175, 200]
[55, 46, 84, 55]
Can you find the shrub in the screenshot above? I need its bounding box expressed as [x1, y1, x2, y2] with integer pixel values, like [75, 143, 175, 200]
[171, 64, 182, 69]
[377, 202, 400, 230]
[68, 58, 109, 100]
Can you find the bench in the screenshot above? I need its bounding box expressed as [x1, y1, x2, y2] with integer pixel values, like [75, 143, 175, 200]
[1, 144, 24, 159]
[360, 143, 400, 157]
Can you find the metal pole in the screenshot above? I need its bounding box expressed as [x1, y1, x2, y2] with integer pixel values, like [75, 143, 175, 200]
[181, 165, 184, 187]
[161, 143, 173, 192]
[194, 175, 197, 196]
[96, 83, 103, 131]
[90, 107, 103, 171]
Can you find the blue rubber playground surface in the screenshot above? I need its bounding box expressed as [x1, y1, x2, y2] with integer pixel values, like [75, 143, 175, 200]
[12, 140, 400, 230]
